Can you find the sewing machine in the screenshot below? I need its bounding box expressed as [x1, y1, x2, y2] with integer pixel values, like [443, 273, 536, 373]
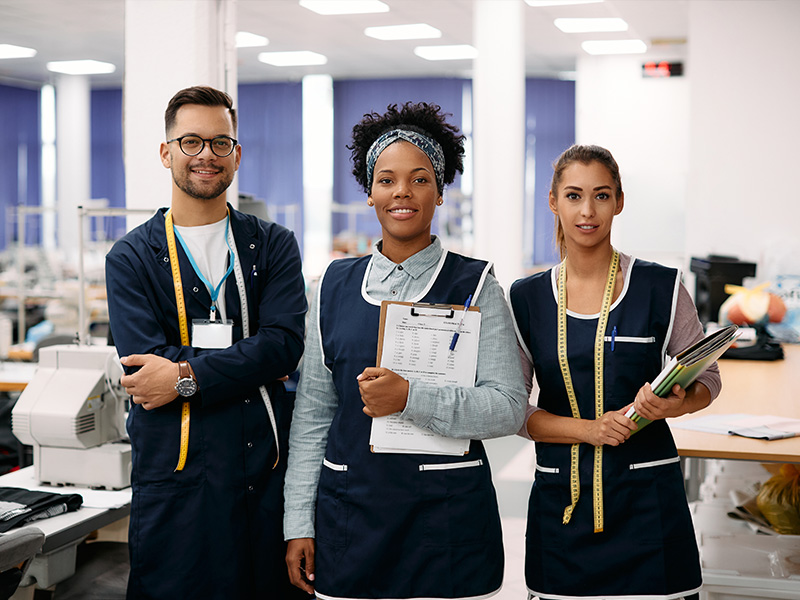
[11, 344, 130, 490]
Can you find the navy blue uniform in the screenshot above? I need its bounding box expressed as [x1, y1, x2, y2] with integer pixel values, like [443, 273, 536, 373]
[313, 252, 504, 600]
[509, 259, 702, 600]
[105, 206, 307, 600]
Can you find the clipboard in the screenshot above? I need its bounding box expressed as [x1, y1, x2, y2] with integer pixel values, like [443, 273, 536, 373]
[369, 301, 481, 455]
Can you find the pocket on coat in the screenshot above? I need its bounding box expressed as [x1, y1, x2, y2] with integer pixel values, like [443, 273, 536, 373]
[128, 403, 205, 489]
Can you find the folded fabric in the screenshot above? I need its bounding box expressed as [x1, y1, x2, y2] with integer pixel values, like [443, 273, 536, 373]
[0, 487, 83, 532]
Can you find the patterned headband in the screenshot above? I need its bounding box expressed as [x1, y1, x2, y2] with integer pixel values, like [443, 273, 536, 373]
[365, 128, 445, 192]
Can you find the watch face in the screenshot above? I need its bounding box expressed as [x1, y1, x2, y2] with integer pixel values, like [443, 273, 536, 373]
[175, 377, 197, 397]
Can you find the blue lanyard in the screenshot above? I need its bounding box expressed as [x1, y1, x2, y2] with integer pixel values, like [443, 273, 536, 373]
[172, 216, 235, 319]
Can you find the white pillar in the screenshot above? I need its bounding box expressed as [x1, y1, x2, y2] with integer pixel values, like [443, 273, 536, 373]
[55, 74, 91, 267]
[302, 75, 334, 281]
[41, 84, 57, 251]
[123, 0, 238, 230]
[472, 0, 525, 290]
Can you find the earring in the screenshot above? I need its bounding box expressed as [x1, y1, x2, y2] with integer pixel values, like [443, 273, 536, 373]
[436, 199, 443, 206]
[367, 199, 374, 207]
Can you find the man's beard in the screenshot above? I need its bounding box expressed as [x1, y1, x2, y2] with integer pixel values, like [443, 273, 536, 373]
[172, 164, 233, 201]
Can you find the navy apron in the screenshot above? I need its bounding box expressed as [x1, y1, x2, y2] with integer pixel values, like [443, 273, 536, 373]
[314, 251, 504, 600]
[509, 259, 702, 599]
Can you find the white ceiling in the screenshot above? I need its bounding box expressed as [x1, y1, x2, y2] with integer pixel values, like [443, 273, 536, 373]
[0, 0, 689, 87]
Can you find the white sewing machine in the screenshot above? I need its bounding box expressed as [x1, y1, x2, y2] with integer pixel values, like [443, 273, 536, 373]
[11, 344, 131, 490]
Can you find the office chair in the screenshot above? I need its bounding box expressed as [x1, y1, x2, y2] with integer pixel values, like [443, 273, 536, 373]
[0, 527, 44, 600]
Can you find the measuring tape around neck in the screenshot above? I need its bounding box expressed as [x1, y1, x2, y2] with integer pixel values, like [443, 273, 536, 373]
[225, 222, 281, 469]
[556, 250, 619, 533]
[165, 209, 191, 471]
[164, 209, 281, 471]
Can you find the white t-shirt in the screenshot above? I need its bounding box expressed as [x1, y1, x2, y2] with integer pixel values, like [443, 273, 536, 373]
[174, 217, 231, 321]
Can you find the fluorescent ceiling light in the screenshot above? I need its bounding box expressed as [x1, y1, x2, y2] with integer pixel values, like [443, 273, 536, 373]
[525, 0, 602, 7]
[299, 0, 389, 15]
[0, 44, 37, 59]
[236, 31, 269, 48]
[555, 18, 627, 33]
[581, 39, 647, 55]
[46, 60, 116, 75]
[258, 51, 328, 67]
[365, 23, 441, 41]
[414, 44, 477, 61]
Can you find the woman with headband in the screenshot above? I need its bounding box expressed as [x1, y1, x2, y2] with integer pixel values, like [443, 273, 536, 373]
[283, 102, 527, 600]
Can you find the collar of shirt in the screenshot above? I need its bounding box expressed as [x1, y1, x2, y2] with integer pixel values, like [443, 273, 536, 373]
[369, 236, 443, 283]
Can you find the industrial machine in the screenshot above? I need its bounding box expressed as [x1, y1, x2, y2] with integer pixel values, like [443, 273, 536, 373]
[12, 344, 130, 490]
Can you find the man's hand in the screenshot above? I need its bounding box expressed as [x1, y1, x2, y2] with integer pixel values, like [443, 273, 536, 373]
[286, 538, 315, 594]
[120, 354, 181, 410]
[357, 367, 409, 418]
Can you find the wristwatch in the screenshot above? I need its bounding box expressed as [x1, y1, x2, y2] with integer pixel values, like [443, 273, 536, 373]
[175, 361, 198, 397]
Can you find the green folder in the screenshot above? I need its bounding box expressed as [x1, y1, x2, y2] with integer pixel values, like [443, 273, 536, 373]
[626, 324, 740, 434]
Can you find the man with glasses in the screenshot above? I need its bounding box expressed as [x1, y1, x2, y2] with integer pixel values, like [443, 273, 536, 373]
[105, 86, 308, 599]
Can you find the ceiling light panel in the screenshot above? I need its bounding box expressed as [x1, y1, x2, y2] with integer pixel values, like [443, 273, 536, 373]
[46, 60, 116, 75]
[299, 0, 389, 15]
[581, 39, 647, 55]
[414, 45, 478, 61]
[525, 0, 603, 7]
[236, 32, 269, 48]
[258, 51, 328, 67]
[554, 18, 628, 33]
[365, 24, 441, 41]
[0, 44, 37, 59]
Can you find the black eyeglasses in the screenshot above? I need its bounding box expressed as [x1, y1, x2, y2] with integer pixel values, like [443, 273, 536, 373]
[167, 135, 238, 157]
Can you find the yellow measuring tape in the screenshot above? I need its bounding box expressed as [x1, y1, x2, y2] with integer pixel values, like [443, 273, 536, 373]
[164, 210, 191, 472]
[556, 250, 619, 533]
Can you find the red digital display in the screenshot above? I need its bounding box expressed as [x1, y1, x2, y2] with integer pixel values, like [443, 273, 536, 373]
[642, 61, 684, 78]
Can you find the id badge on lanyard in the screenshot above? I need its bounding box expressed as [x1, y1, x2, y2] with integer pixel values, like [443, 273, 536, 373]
[173, 217, 235, 349]
[192, 315, 233, 348]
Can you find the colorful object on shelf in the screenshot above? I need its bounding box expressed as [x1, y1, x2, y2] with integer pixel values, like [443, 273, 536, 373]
[719, 282, 787, 326]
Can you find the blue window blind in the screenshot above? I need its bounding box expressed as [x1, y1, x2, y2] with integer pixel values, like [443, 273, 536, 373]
[91, 87, 126, 240]
[237, 82, 304, 248]
[0, 84, 41, 250]
[525, 78, 575, 266]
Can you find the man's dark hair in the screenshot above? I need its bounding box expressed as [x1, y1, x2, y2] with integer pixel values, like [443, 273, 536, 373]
[164, 86, 237, 136]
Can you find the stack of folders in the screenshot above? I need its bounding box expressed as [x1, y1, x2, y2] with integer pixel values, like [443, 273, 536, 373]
[626, 324, 741, 434]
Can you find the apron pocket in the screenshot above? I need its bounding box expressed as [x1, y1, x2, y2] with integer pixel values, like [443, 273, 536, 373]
[316, 458, 349, 548]
[419, 458, 497, 547]
[527, 466, 569, 550]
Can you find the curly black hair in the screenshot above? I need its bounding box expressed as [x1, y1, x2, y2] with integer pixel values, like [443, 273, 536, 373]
[348, 102, 466, 195]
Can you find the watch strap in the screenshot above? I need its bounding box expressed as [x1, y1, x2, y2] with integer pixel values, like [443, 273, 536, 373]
[178, 360, 191, 381]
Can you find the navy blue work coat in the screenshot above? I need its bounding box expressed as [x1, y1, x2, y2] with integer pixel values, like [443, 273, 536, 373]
[105, 206, 308, 600]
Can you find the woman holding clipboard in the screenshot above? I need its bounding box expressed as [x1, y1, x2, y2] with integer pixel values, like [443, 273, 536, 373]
[283, 102, 527, 600]
[508, 144, 721, 600]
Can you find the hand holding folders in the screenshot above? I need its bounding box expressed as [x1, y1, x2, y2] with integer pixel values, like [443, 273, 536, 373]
[625, 324, 740, 433]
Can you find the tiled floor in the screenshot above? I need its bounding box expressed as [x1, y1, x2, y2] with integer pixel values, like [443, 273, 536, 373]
[484, 435, 536, 600]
